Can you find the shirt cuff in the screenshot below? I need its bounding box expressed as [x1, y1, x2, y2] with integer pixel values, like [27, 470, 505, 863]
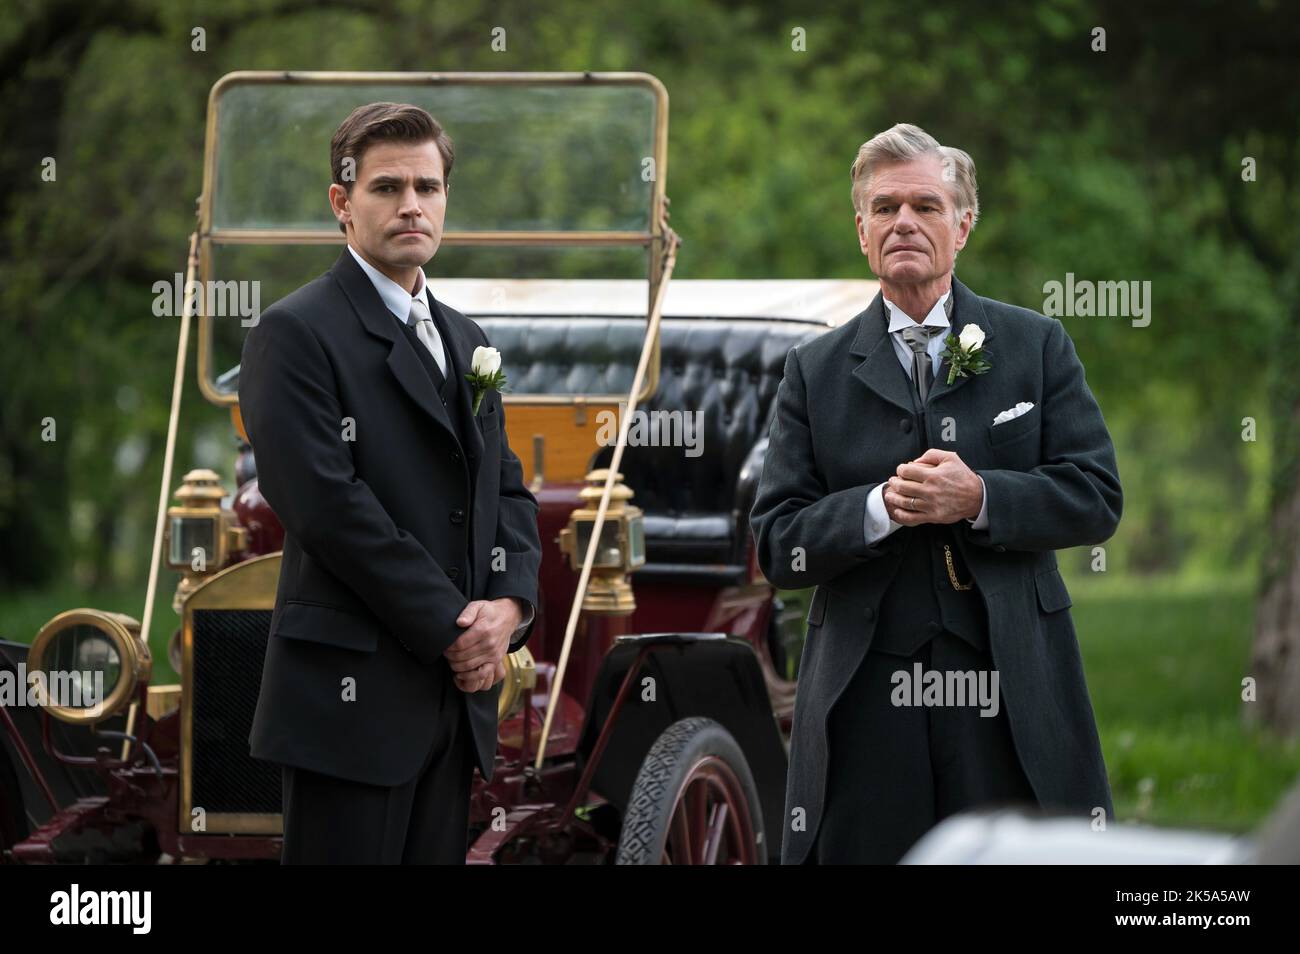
[864, 483, 904, 546]
[966, 475, 990, 530]
[510, 597, 535, 639]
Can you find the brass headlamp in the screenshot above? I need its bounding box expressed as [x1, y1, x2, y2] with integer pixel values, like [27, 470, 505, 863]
[164, 468, 247, 608]
[558, 468, 645, 615]
[28, 609, 151, 724]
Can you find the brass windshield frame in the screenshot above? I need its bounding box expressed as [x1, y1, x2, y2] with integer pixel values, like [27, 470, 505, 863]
[195, 71, 669, 409]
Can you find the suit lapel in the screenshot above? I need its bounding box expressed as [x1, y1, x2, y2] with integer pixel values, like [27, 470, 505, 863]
[925, 276, 995, 406]
[331, 251, 463, 450]
[849, 293, 916, 415]
[428, 294, 486, 480]
[848, 277, 995, 412]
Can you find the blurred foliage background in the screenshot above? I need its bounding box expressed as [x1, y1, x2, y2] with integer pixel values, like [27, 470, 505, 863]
[1, 0, 1298, 828]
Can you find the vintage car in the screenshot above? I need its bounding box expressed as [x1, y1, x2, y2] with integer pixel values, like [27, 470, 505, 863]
[0, 70, 877, 865]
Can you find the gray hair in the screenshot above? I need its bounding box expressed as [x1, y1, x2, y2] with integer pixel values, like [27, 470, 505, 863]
[850, 123, 979, 230]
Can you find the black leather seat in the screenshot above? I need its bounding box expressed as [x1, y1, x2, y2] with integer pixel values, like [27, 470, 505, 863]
[478, 316, 826, 582]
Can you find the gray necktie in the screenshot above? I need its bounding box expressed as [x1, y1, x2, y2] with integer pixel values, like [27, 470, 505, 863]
[408, 292, 448, 378]
[899, 324, 941, 404]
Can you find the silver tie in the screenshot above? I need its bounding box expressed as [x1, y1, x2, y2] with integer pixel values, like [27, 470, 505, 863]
[899, 324, 941, 405]
[408, 292, 448, 379]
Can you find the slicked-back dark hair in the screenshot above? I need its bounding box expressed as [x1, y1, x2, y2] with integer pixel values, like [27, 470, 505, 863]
[329, 102, 455, 233]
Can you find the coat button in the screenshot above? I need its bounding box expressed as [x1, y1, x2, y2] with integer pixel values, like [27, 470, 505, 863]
[452, 451, 461, 463]
[441, 397, 447, 406]
[926, 621, 941, 635]
[450, 509, 465, 524]
[448, 566, 460, 580]
[863, 607, 874, 621]
[899, 419, 912, 433]
[995, 545, 1006, 552]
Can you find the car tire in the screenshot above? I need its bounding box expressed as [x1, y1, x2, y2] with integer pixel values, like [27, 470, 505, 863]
[616, 716, 765, 865]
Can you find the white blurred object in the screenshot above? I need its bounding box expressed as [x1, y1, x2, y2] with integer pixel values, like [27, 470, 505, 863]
[900, 810, 1254, 865]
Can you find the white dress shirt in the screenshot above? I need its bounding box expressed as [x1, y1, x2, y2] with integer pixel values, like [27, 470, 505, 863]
[346, 245, 447, 375]
[346, 245, 535, 642]
[864, 290, 990, 545]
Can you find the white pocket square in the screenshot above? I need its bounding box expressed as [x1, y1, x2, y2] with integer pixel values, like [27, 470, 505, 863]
[992, 401, 1035, 426]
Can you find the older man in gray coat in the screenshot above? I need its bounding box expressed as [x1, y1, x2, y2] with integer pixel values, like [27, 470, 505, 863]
[750, 123, 1122, 865]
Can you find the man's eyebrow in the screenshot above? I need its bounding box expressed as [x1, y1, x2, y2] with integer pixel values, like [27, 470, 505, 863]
[870, 191, 946, 207]
[367, 174, 444, 188]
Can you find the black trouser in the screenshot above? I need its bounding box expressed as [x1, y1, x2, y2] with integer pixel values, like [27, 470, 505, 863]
[811, 629, 1036, 864]
[279, 661, 474, 865]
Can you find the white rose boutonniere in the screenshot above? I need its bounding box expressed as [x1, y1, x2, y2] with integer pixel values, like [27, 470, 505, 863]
[465, 345, 507, 414]
[939, 323, 992, 385]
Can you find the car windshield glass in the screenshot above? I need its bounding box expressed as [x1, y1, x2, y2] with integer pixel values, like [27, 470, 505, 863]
[211, 79, 658, 234]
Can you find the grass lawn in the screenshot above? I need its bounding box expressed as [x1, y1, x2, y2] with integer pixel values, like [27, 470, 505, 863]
[1068, 574, 1299, 833]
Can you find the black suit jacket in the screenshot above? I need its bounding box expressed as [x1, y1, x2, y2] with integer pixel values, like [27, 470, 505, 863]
[239, 250, 542, 786]
[750, 277, 1123, 864]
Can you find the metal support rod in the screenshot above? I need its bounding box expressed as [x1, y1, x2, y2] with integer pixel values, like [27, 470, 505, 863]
[141, 232, 200, 650]
[534, 225, 680, 770]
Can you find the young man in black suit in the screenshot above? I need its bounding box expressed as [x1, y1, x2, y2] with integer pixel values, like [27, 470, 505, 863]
[240, 103, 541, 864]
